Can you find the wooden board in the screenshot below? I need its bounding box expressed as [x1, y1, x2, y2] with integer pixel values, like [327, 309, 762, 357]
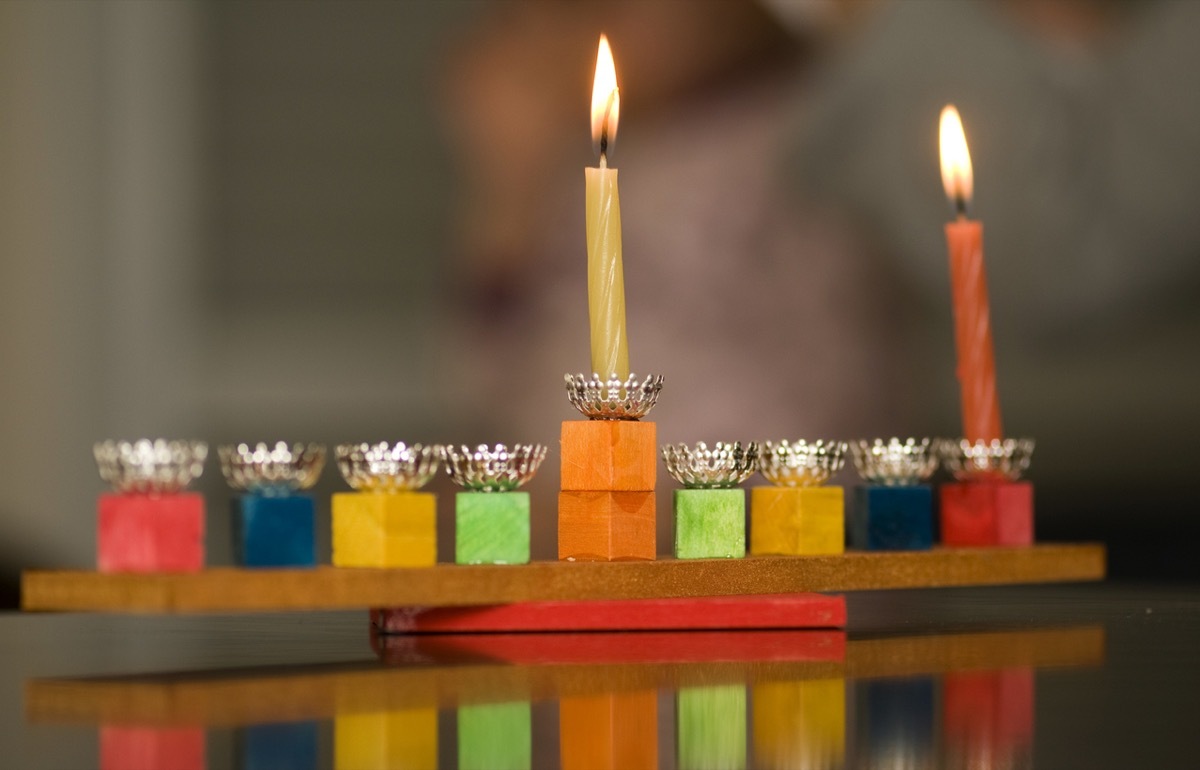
[21, 544, 1105, 614]
[26, 626, 1104, 726]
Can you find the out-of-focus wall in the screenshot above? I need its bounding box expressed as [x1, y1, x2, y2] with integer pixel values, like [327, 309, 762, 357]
[0, 2, 473, 592]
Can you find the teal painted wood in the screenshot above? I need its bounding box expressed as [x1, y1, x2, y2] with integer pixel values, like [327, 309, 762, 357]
[455, 492, 531, 565]
[674, 489, 746, 559]
[458, 702, 532, 770]
[677, 685, 747, 770]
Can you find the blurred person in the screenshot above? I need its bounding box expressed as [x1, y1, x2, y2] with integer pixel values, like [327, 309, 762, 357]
[439, 1, 907, 558]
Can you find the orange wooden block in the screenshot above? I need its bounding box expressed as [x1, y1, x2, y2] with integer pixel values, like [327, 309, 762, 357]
[560, 690, 657, 770]
[558, 491, 655, 561]
[560, 420, 657, 491]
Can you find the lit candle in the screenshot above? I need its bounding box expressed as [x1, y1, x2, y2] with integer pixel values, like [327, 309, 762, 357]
[939, 105, 1003, 443]
[586, 34, 629, 380]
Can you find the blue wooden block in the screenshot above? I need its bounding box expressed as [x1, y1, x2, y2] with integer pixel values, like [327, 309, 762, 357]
[232, 494, 316, 568]
[242, 721, 318, 770]
[851, 485, 933, 551]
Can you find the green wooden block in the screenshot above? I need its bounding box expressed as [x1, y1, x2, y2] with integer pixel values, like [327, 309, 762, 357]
[674, 489, 746, 559]
[678, 685, 747, 770]
[458, 701, 531, 770]
[456, 492, 531, 565]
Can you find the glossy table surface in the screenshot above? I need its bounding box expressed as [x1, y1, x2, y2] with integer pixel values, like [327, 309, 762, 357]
[5, 582, 1199, 769]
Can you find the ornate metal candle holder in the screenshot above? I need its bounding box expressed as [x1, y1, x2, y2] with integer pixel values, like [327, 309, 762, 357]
[936, 438, 1035, 481]
[662, 441, 759, 489]
[564, 373, 664, 420]
[335, 442, 442, 492]
[94, 439, 208, 494]
[444, 443, 548, 492]
[218, 442, 327, 495]
[758, 440, 847, 487]
[849, 438, 939, 487]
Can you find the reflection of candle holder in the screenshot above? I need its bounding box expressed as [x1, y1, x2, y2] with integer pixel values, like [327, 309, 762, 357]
[662, 442, 758, 559]
[564, 372, 663, 421]
[445, 444, 548, 565]
[219, 442, 326, 568]
[849, 439, 938, 551]
[331, 443, 442, 568]
[935, 438, 1035, 546]
[751, 441, 848, 557]
[93, 439, 208, 573]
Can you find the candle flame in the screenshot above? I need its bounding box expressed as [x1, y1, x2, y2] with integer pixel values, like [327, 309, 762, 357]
[939, 105, 973, 212]
[591, 34, 620, 156]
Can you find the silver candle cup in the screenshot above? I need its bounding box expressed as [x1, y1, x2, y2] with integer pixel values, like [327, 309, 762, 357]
[565, 372, 664, 420]
[335, 442, 442, 492]
[443, 443, 548, 492]
[758, 439, 847, 487]
[218, 441, 327, 495]
[936, 438, 1035, 481]
[661, 441, 759, 489]
[94, 439, 208, 494]
[850, 438, 939, 486]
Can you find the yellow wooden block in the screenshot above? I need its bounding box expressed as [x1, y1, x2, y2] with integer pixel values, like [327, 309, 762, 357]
[753, 679, 845, 769]
[332, 492, 436, 568]
[335, 708, 437, 770]
[750, 487, 844, 555]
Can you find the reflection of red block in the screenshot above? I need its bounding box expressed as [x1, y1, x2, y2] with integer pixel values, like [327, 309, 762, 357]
[558, 491, 655, 561]
[100, 726, 205, 770]
[939, 482, 1033, 546]
[97, 493, 205, 573]
[943, 669, 1034, 760]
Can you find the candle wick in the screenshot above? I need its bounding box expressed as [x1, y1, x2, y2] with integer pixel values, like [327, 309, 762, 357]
[599, 132, 608, 168]
[954, 193, 969, 220]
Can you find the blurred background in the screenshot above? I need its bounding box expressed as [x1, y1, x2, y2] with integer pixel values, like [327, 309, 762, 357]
[1, 0, 1197, 605]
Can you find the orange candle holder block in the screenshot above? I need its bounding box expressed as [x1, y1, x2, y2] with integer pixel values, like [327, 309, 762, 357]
[750, 487, 844, 556]
[97, 493, 205, 573]
[939, 481, 1033, 547]
[560, 420, 656, 491]
[558, 490, 655, 561]
[560, 690, 658, 770]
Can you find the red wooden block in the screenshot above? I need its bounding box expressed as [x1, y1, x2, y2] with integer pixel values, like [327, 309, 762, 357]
[558, 490, 655, 560]
[100, 726, 205, 770]
[939, 482, 1033, 546]
[372, 629, 847, 666]
[560, 420, 657, 491]
[97, 493, 205, 573]
[371, 593, 846, 634]
[943, 669, 1034, 762]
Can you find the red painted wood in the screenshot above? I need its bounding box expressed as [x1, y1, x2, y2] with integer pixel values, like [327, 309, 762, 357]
[940, 482, 1033, 547]
[100, 726, 205, 770]
[371, 593, 845, 634]
[97, 493, 205, 573]
[373, 629, 846, 666]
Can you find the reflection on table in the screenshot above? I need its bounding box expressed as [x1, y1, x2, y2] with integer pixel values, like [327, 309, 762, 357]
[28, 625, 1101, 769]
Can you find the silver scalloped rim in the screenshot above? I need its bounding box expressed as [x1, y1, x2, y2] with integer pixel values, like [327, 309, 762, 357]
[335, 442, 442, 492]
[565, 373, 664, 421]
[218, 441, 327, 494]
[849, 437, 939, 486]
[443, 443, 548, 492]
[935, 437, 1035, 481]
[94, 439, 208, 494]
[661, 441, 759, 489]
[758, 439, 847, 487]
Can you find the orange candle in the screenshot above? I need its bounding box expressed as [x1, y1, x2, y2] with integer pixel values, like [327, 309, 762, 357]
[939, 105, 1003, 443]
